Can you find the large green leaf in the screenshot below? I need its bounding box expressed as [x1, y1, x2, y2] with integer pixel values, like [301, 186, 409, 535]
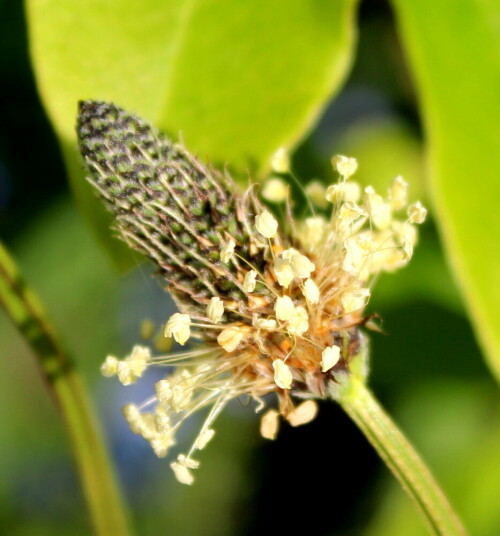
[26, 0, 358, 267]
[391, 0, 500, 379]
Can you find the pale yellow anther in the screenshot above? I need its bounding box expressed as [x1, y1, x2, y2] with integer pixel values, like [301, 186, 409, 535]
[275, 295, 295, 321]
[164, 313, 191, 346]
[303, 278, 320, 303]
[321, 345, 340, 372]
[270, 147, 290, 174]
[170, 461, 194, 485]
[243, 270, 257, 292]
[260, 409, 280, 440]
[217, 326, 245, 352]
[171, 384, 189, 412]
[381, 249, 407, 271]
[150, 432, 176, 458]
[206, 297, 224, 323]
[305, 181, 328, 208]
[286, 400, 318, 427]
[272, 359, 293, 389]
[299, 217, 327, 248]
[286, 306, 309, 336]
[374, 203, 392, 230]
[155, 379, 172, 403]
[408, 202, 427, 224]
[101, 355, 119, 377]
[389, 175, 408, 210]
[132, 345, 151, 361]
[326, 181, 361, 203]
[262, 177, 289, 203]
[220, 239, 236, 263]
[364, 186, 392, 230]
[338, 202, 368, 222]
[255, 210, 278, 238]
[154, 411, 172, 434]
[177, 454, 200, 469]
[289, 253, 315, 279]
[402, 238, 414, 261]
[253, 316, 278, 330]
[274, 258, 294, 288]
[332, 154, 358, 178]
[281, 248, 300, 260]
[123, 404, 142, 434]
[166, 368, 196, 411]
[341, 288, 371, 314]
[343, 237, 367, 276]
[116, 345, 150, 385]
[392, 221, 418, 246]
[137, 413, 157, 440]
[281, 248, 315, 278]
[195, 428, 215, 450]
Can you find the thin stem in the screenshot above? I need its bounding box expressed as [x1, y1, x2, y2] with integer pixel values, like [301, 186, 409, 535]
[0, 241, 133, 536]
[332, 372, 467, 536]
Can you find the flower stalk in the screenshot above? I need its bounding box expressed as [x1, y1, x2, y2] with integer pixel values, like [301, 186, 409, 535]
[0, 241, 132, 536]
[330, 354, 467, 536]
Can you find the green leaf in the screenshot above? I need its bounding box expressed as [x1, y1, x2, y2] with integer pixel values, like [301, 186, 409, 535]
[26, 0, 358, 268]
[391, 0, 500, 379]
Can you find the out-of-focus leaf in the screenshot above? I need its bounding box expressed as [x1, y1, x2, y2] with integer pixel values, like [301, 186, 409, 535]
[26, 0, 358, 268]
[0, 199, 121, 534]
[391, 0, 500, 380]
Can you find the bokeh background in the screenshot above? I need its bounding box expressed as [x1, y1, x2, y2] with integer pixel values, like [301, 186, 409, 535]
[0, 1, 499, 535]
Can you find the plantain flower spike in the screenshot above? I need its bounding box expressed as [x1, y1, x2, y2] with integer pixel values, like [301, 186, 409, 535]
[77, 101, 426, 485]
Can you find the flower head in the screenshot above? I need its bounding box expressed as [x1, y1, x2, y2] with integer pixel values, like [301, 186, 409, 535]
[78, 101, 427, 485]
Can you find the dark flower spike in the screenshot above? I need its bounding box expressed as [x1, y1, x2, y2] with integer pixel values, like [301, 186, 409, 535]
[77, 100, 427, 484]
[77, 100, 270, 320]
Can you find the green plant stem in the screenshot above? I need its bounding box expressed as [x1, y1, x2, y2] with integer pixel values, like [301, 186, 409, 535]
[0, 241, 132, 536]
[334, 373, 467, 536]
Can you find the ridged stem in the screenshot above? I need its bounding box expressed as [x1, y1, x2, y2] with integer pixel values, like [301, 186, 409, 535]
[332, 369, 467, 536]
[0, 240, 133, 536]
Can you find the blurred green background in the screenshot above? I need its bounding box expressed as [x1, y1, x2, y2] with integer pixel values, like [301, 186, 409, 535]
[0, 1, 499, 535]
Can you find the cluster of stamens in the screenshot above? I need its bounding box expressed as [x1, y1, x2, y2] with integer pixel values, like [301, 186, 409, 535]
[101, 152, 426, 485]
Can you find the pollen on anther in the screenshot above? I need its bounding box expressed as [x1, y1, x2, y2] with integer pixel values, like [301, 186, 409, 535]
[286, 400, 318, 426]
[260, 409, 280, 440]
[220, 239, 236, 263]
[164, 313, 191, 345]
[217, 326, 245, 352]
[408, 202, 427, 224]
[275, 296, 294, 321]
[303, 278, 320, 303]
[255, 210, 278, 238]
[321, 346, 340, 372]
[332, 154, 358, 179]
[207, 297, 224, 323]
[272, 359, 293, 389]
[243, 270, 257, 292]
